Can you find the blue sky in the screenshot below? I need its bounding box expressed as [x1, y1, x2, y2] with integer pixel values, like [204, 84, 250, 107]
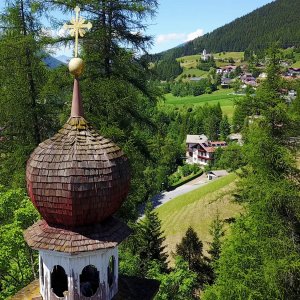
[0, 0, 275, 56]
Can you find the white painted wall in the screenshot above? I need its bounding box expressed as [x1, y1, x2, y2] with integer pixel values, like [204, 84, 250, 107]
[39, 247, 118, 300]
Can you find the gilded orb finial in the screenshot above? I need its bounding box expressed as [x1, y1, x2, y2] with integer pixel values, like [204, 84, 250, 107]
[63, 6, 92, 77]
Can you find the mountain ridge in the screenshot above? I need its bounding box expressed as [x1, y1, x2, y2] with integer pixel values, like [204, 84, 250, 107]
[152, 0, 300, 60]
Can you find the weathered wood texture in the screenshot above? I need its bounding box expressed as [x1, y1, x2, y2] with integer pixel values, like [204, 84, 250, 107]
[26, 117, 130, 227]
[24, 217, 131, 253]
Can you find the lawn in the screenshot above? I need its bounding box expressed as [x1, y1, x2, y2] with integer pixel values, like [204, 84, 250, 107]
[176, 55, 201, 69]
[163, 89, 243, 119]
[176, 68, 208, 81]
[156, 173, 243, 260]
[214, 52, 244, 61]
[291, 60, 300, 68]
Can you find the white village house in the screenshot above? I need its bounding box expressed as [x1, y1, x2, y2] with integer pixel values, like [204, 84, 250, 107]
[186, 135, 227, 166]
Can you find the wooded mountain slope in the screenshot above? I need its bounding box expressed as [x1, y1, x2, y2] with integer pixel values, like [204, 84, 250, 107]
[152, 0, 300, 60]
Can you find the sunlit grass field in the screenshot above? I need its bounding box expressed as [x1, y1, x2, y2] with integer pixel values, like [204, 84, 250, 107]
[292, 60, 300, 68]
[163, 89, 242, 119]
[156, 173, 243, 260]
[176, 68, 208, 80]
[214, 51, 244, 60]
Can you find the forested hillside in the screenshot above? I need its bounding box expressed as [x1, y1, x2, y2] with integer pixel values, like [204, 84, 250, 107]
[152, 0, 300, 60]
[1, 1, 300, 299]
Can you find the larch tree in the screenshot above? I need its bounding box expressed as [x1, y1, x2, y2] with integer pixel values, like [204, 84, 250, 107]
[137, 201, 168, 273]
[0, 0, 54, 187]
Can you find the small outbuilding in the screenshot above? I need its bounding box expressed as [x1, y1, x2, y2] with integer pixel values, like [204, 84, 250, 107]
[207, 170, 229, 180]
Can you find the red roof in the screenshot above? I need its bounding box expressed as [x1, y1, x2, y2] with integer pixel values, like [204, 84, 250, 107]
[209, 141, 226, 146]
[197, 140, 227, 153]
[26, 117, 130, 228]
[24, 217, 131, 253]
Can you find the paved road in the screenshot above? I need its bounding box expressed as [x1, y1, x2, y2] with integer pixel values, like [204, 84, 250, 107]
[139, 173, 211, 217]
[150, 173, 209, 210]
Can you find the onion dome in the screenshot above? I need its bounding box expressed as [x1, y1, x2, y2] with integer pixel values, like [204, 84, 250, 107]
[26, 60, 130, 228]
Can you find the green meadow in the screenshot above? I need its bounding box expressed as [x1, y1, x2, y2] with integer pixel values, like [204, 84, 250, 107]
[214, 51, 244, 60]
[156, 173, 243, 259]
[163, 89, 242, 119]
[176, 68, 208, 81]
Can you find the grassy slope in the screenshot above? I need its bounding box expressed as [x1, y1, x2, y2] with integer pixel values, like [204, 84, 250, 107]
[178, 69, 208, 79]
[156, 173, 243, 259]
[214, 52, 244, 60]
[176, 55, 201, 69]
[291, 54, 300, 68]
[292, 61, 300, 68]
[175, 52, 244, 80]
[164, 89, 242, 119]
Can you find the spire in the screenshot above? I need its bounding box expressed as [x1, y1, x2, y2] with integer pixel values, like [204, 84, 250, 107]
[63, 6, 92, 118]
[70, 77, 84, 117]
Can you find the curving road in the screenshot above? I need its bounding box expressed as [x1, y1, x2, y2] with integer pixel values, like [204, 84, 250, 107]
[151, 173, 209, 209]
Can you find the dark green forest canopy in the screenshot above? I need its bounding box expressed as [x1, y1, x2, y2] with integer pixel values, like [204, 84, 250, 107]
[150, 0, 300, 61]
[1, 1, 300, 299]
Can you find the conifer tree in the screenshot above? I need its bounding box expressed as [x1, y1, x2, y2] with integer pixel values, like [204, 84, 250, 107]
[176, 226, 203, 271]
[208, 213, 224, 264]
[138, 201, 168, 273]
[147, 257, 198, 300]
[176, 226, 212, 286]
[0, 0, 54, 186]
[219, 115, 231, 139]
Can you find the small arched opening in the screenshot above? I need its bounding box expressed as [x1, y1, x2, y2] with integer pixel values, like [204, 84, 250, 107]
[51, 265, 68, 297]
[80, 265, 99, 297]
[107, 256, 115, 287]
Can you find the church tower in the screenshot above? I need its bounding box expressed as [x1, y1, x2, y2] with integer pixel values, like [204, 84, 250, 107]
[24, 7, 131, 300]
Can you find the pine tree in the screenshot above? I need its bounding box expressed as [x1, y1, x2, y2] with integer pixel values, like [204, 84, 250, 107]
[147, 257, 198, 300]
[219, 115, 231, 140]
[176, 226, 203, 271]
[138, 201, 168, 273]
[176, 226, 212, 286]
[208, 213, 224, 263]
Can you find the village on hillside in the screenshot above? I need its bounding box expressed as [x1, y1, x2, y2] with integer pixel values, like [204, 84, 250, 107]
[1, 0, 300, 300]
[173, 48, 299, 101]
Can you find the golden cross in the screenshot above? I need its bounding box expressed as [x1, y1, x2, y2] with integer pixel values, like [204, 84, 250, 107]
[63, 6, 92, 58]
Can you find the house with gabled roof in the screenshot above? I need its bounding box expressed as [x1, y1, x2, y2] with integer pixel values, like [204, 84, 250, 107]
[186, 135, 227, 166]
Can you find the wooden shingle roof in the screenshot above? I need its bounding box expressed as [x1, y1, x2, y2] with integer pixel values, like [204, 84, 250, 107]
[24, 217, 131, 253]
[26, 116, 130, 228]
